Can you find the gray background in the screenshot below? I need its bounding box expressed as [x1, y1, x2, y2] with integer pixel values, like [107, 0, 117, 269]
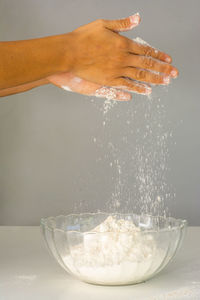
[0, 0, 199, 225]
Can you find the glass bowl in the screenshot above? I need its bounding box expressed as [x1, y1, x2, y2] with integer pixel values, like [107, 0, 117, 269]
[40, 212, 187, 286]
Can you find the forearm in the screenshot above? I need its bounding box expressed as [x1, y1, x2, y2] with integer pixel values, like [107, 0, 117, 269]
[0, 33, 74, 90]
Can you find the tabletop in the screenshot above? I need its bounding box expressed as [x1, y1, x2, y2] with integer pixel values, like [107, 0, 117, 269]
[0, 226, 200, 300]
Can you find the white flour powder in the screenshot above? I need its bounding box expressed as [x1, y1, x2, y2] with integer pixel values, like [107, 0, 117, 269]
[133, 37, 151, 46]
[95, 87, 117, 114]
[133, 37, 159, 55]
[64, 216, 164, 285]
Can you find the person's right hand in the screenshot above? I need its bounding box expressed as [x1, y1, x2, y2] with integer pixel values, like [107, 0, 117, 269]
[50, 13, 178, 100]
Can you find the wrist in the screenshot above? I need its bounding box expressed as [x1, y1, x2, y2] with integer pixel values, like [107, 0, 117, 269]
[30, 32, 76, 78]
[0, 31, 76, 90]
[55, 32, 76, 73]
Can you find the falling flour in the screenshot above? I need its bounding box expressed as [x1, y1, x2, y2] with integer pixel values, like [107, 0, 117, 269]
[95, 87, 117, 114]
[74, 34, 174, 237]
[64, 215, 164, 285]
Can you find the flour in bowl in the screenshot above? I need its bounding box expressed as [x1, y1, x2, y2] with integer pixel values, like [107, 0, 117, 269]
[64, 216, 164, 285]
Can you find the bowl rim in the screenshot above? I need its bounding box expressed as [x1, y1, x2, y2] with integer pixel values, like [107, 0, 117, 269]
[40, 212, 188, 234]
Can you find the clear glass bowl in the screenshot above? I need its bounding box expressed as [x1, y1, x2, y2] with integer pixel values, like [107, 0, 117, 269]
[40, 212, 187, 286]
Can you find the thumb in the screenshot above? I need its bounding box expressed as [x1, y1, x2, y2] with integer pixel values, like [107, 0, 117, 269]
[105, 13, 141, 32]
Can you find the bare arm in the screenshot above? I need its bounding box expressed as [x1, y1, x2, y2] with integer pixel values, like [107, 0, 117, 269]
[0, 34, 73, 90]
[0, 14, 178, 99]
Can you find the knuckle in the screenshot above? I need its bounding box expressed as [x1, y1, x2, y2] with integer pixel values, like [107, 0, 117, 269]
[114, 52, 126, 65]
[116, 37, 128, 49]
[162, 64, 171, 74]
[124, 53, 132, 66]
[96, 19, 105, 26]
[121, 19, 130, 29]
[153, 73, 161, 82]
[143, 57, 155, 69]
[143, 46, 153, 57]
[126, 82, 133, 89]
[136, 69, 146, 80]
[116, 38, 124, 49]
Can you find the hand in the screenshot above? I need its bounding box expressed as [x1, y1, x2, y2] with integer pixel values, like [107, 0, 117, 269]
[50, 13, 178, 100]
[0, 13, 178, 98]
[47, 72, 132, 101]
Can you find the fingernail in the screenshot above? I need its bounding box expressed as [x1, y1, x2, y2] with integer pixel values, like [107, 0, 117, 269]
[163, 76, 170, 85]
[170, 69, 178, 78]
[130, 13, 140, 24]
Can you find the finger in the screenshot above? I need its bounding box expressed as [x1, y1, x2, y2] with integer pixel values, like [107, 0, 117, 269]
[126, 55, 179, 78]
[111, 77, 152, 95]
[122, 67, 171, 85]
[129, 40, 172, 63]
[105, 13, 141, 32]
[94, 87, 131, 101]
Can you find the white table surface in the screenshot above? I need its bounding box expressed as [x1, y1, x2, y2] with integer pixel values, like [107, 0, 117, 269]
[0, 226, 200, 300]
